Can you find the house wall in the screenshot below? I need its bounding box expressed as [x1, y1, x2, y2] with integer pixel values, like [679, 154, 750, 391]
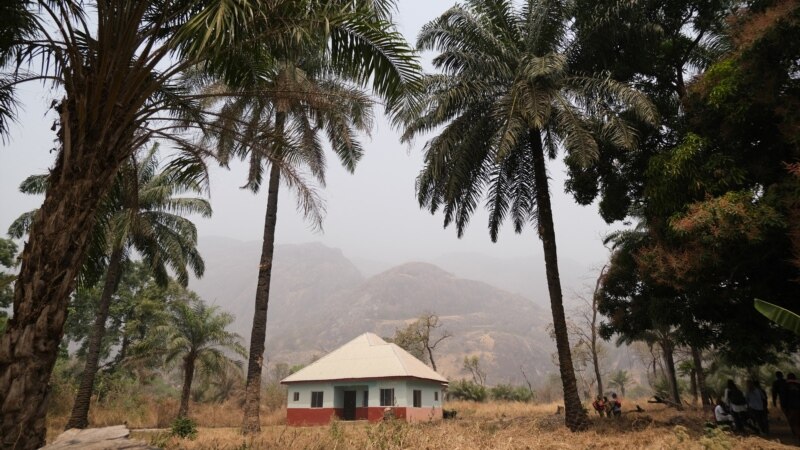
[285, 379, 445, 426]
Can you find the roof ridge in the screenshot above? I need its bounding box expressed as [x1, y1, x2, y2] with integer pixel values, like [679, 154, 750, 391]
[388, 342, 412, 376]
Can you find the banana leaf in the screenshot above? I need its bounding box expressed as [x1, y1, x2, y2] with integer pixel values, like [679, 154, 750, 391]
[754, 298, 800, 335]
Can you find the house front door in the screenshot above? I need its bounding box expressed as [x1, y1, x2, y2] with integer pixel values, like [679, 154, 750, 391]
[343, 390, 357, 420]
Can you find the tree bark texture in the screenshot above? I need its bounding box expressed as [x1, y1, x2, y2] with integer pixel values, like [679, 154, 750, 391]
[691, 346, 712, 406]
[661, 338, 682, 409]
[0, 6, 162, 446]
[591, 266, 606, 398]
[178, 354, 196, 418]
[66, 247, 125, 430]
[530, 130, 589, 432]
[241, 145, 283, 434]
[0, 146, 130, 449]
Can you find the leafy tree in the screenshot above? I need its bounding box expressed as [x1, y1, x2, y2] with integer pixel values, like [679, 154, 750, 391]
[462, 355, 487, 386]
[0, 2, 419, 445]
[387, 314, 451, 371]
[608, 370, 632, 397]
[403, 0, 656, 431]
[0, 238, 17, 333]
[598, 2, 800, 396]
[140, 294, 246, 419]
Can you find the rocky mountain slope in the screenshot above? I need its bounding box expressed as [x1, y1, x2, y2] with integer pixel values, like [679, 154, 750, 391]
[190, 238, 583, 384]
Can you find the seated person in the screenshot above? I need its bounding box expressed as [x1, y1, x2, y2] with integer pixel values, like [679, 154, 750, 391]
[714, 400, 735, 428]
[609, 393, 622, 417]
[592, 396, 606, 416]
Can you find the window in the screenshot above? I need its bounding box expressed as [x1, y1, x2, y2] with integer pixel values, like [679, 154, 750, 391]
[311, 391, 323, 408]
[363, 391, 369, 407]
[434, 391, 439, 402]
[293, 392, 299, 402]
[413, 390, 422, 408]
[380, 388, 395, 407]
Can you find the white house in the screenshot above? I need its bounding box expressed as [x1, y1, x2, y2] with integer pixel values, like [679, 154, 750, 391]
[281, 332, 448, 426]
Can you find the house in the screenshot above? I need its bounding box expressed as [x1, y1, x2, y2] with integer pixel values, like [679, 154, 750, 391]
[281, 332, 448, 426]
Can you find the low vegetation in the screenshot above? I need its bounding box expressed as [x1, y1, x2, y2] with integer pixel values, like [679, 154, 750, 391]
[111, 401, 794, 450]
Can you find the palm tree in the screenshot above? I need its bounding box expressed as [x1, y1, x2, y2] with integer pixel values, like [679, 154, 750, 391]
[210, 55, 378, 433]
[141, 294, 246, 418]
[8, 145, 211, 429]
[0, 2, 418, 446]
[402, 0, 657, 431]
[608, 370, 631, 397]
[66, 147, 210, 429]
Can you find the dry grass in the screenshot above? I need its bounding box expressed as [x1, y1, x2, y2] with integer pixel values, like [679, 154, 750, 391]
[119, 401, 797, 450]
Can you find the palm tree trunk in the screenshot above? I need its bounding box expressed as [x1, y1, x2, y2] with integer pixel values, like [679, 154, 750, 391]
[592, 266, 606, 398]
[178, 354, 196, 418]
[691, 346, 711, 406]
[242, 118, 284, 433]
[0, 152, 121, 449]
[529, 130, 588, 432]
[66, 247, 125, 430]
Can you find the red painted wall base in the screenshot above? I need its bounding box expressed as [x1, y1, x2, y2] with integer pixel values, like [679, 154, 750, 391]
[286, 407, 443, 426]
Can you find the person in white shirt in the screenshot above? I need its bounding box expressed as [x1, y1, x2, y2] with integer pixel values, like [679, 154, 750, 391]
[723, 379, 750, 432]
[715, 400, 735, 428]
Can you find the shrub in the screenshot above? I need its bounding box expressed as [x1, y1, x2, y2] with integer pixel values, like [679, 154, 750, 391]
[170, 417, 198, 439]
[490, 384, 534, 402]
[448, 379, 487, 402]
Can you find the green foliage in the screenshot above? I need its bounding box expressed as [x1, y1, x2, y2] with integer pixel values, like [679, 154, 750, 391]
[755, 299, 800, 335]
[489, 384, 534, 402]
[448, 379, 487, 402]
[705, 59, 740, 109]
[0, 237, 16, 332]
[170, 417, 198, 439]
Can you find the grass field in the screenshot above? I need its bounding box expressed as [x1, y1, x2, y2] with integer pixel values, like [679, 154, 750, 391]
[55, 400, 796, 449]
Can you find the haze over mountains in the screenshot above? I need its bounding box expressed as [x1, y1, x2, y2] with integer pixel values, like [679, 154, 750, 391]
[190, 236, 615, 384]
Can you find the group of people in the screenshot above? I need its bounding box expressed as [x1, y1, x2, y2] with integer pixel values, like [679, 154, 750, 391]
[592, 393, 622, 418]
[714, 371, 800, 439]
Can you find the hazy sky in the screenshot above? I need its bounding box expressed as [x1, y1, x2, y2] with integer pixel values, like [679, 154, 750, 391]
[0, 1, 617, 273]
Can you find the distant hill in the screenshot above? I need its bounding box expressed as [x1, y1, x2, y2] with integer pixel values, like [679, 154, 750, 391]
[191, 237, 627, 385]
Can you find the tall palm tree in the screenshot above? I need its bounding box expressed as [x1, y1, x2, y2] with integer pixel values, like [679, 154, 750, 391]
[8, 146, 211, 429]
[0, 2, 418, 446]
[211, 54, 378, 433]
[402, 0, 656, 431]
[65, 147, 210, 429]
[140, 294, 246, 418]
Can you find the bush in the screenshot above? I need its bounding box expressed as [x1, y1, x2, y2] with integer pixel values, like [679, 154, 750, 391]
[448, 379, 487, 402]
[490, 384, 534, 402]
[170, 417, 198, 439]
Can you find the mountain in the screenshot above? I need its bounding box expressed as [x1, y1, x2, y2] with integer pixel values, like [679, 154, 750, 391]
[190, 238, 570, 384]
[430, 252, 596, 309]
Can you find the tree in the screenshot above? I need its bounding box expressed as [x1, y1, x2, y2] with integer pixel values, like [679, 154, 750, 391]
[403, 0, 656, 431]
[388, 314, 451, 371]
[63, 147, 209, 429]
[608, 370, 631, 397]
[462, 355, 487, 386]
[0, 238, 17, 333]
[206, 2, 420, 433]
[1, 1, 419, 446]
[141, 293, 246, 419]
[571, 266, 608, 398]
[8, 146, 211, 428]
